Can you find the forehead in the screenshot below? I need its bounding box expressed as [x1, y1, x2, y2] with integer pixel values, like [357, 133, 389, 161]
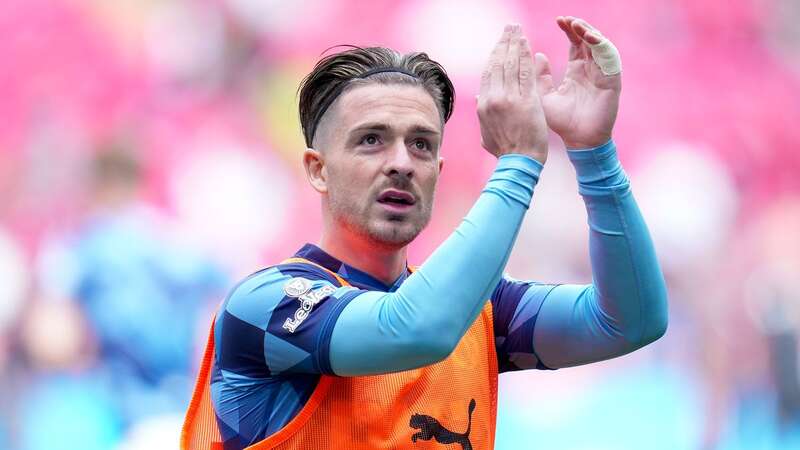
[330, 83, 442, 132]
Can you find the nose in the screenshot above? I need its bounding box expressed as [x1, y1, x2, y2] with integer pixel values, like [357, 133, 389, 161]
[383, 139, 414, 179]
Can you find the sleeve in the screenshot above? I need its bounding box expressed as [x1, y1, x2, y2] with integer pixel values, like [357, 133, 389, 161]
[491, 140, 669, 371]
[214, 263, 364, 377]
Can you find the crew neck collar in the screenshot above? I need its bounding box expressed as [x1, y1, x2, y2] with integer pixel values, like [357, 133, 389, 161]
[293, 243, 410, 292]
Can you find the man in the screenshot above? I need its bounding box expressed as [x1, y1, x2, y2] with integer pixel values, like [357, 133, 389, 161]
[182, 16, 668, 450]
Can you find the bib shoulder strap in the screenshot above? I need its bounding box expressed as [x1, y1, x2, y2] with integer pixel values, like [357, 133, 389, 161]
[280, 257, 350, 287]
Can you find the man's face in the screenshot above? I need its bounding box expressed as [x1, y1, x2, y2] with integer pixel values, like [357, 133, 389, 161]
[310, 83, 444, 249]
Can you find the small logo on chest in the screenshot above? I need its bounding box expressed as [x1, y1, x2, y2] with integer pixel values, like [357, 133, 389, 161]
[282, 279, 336, 333]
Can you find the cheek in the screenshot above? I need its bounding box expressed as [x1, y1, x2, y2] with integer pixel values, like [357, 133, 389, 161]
[329, 164, 374, 201]
[420, 169, 440, 200]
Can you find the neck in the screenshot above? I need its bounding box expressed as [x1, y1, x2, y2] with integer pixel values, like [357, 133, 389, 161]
[319, 221, 408, 287]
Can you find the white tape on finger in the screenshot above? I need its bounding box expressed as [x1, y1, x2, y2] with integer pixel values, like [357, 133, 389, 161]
[588, 38, 622, 76]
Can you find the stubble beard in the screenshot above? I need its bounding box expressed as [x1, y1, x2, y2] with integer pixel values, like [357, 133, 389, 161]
[328, 191, 433, 250]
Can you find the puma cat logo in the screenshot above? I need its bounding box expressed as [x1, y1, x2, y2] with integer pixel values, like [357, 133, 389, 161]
[409, 399, 476, 450]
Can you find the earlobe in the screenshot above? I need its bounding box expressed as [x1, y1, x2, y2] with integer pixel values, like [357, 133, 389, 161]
[303, 148, 328, 194]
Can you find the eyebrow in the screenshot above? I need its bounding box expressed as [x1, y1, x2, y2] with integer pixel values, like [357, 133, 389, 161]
[348, 122, 441, 137]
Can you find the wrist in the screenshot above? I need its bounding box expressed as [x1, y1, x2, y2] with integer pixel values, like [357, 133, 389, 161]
[499, 146, 547, 165]
[531, 149, 547, 165]
[520, 151, 547, 165]
[562, 135, 612, 151]
[497, 153, 545, 174]
[489, 154, 543, 208]
[566, 140, 628, 194]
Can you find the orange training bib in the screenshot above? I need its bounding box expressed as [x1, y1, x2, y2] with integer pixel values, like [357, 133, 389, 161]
[181, 258, 499, 450]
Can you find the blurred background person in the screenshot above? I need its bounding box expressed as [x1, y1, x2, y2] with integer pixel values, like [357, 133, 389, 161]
[9, 142, 228, 450]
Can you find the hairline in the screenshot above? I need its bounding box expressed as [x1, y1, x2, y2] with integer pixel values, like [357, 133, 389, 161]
[311, 80, 445, 151]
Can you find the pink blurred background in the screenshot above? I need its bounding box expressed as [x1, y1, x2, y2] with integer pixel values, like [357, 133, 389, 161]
[1, 0, 799, 449]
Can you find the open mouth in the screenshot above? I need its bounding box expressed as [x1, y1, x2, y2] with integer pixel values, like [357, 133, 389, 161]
[377, 190, 416, 207]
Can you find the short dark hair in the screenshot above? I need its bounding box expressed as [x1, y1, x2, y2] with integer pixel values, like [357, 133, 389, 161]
[298, 46, 455, 148]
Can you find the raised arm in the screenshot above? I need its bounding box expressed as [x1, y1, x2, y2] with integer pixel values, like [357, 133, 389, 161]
[492, 17, 667, 371]
[539, 140, 667, 368]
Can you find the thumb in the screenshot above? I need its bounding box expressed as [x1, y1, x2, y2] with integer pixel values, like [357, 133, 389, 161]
[533, 52, 555, 97]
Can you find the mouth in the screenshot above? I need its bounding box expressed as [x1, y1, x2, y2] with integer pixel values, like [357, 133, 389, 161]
[377, 189, 416, 212]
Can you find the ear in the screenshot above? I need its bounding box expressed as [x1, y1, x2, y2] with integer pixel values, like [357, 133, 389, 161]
[303, 148, 328, 193]
[438, 156, 445, 174]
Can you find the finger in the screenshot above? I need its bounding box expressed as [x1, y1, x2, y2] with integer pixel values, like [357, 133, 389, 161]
[518, 37, 535, 96]
[533, 52, 554, 97]
[571, 19, 603, 45]
[571, 18, 621, 76]
[571, 17, 600, 32]
[583, 31, 604, 46]
[489, 25, 513, 94]
[504, 25, 522, 94]
[556, 16, 582, 46]
[479, 67, 491, 98]
[556, 16, 585, 61]
[481, 26, 510, 97]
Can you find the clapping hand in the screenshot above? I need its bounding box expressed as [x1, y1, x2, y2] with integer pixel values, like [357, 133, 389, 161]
[477, 24, 549, 164]
[534, 16, 622, 150]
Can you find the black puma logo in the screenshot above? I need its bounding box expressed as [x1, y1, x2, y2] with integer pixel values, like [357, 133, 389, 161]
[409, 399, 476, 450]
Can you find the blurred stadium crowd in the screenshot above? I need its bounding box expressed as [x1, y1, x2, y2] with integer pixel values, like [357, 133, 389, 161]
[1, 0, 799, 449]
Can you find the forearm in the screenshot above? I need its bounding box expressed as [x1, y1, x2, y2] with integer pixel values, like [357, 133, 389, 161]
[330, 154, 542, 375]
[534, 140, 668, 368]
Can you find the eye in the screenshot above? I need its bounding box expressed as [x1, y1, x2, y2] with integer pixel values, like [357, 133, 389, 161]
[411, 138, 431, 151]
[360, 134, 381, 146]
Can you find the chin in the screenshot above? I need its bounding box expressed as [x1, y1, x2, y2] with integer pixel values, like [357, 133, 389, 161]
[365, 220, 425, 249]
[332, 204, 432, 250]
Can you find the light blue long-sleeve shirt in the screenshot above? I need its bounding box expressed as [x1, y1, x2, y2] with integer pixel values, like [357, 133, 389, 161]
[210, 140, 668, 447]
